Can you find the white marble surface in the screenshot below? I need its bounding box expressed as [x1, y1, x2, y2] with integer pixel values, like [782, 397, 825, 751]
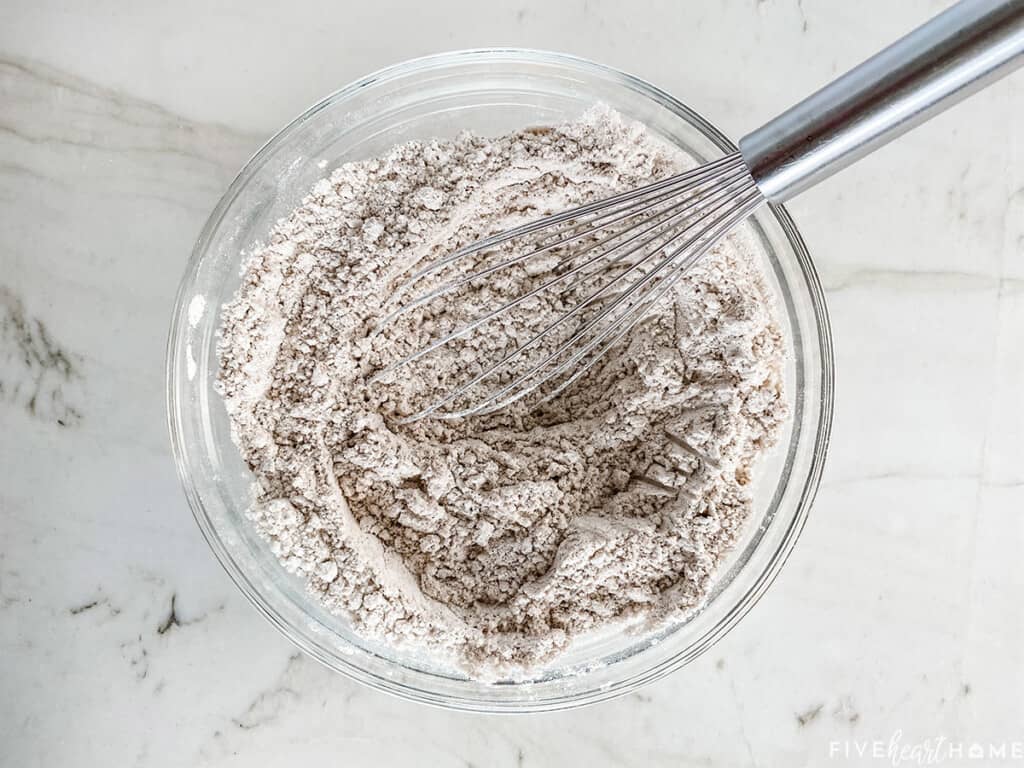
[2, 0, 1022, 765]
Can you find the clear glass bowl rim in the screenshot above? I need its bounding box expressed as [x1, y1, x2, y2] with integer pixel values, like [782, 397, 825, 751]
[166, 47, 835, 712]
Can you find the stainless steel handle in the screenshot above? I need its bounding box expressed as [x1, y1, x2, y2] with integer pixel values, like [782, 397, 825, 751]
[739, 0, 1024, 203]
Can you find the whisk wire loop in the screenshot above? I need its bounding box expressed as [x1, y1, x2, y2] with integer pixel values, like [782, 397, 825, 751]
[372, 151, 765, 422]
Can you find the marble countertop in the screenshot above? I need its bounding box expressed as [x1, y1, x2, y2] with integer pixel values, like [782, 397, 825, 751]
[2, 0, 1022, 765]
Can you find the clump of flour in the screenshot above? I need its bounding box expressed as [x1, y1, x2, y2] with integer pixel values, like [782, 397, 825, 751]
[217, 107, 787, 674]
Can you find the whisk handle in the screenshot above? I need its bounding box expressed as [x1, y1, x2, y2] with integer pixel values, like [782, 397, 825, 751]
[740, 0, 1024, 203]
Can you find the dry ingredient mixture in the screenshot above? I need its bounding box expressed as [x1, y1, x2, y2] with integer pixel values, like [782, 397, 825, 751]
[218, 107, 787, 675]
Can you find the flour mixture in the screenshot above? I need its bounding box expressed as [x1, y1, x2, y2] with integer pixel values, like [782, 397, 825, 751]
[217, 107, 787, 674]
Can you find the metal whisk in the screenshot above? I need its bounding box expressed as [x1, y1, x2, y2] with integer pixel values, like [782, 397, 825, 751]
[373, 0, 1024, 422]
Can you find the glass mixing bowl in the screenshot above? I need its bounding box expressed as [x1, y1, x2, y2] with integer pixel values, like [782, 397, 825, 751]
[166, 49, 833, 712]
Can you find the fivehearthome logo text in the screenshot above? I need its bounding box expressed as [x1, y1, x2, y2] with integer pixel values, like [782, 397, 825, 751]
[828, 731, 1024, 764]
